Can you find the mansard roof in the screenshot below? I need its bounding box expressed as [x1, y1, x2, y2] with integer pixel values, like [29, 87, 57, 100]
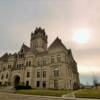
[48, 37, 67, 50]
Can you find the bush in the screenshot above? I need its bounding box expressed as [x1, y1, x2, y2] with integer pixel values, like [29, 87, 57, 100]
[15, 85, 32, 90]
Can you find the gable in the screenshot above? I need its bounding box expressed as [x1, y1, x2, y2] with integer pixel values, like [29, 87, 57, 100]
[48, 37, 67, 52]
[19, 44, 31, 53]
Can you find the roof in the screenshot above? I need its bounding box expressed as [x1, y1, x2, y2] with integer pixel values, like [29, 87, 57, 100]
[34, 27, 46, 36]
[20, 43, 31, 52]
[0, 53, 9, 62]
[48, 37, 67, 50]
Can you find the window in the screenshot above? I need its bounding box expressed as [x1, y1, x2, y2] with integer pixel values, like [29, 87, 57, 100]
[43, 71, 46, 78]
[21, 49, 23, 53]
[6, 74, 8, 79]
[54, 68, 59, 77]
[27, 72, 30, 78]
[26, 61, 31, 67]
[4, 81, 8, 86]
[3, 67, 6, 71]
[29, 61, 31, 66]
[43, 58, 46, 66]
[16, 64, 18, 68]
[8, 65, 11, 69]
[51, 56, 55, 63]
[69, 80, 72, 87]
[54, 80, 58, 89]
[37, 58, 41, 67]
[26, 81, 29, 86]
[57, 55, 61, 62]
[37, 71, 41, 78]
[22, 64, 24, 67]
[37, 81, 40, 87]
[43, 81, 46, 88]
[1, 74, 3, 80]
[19, 54, 24, 59]
[26, 61, 28, 66]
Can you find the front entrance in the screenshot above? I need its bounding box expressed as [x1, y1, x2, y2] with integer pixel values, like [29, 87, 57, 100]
[14, 76, 20, 86]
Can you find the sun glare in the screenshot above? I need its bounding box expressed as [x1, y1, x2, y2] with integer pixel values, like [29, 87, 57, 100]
[73, 28, 90, 44]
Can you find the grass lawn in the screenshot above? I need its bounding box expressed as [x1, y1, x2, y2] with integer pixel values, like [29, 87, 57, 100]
[75, 88, 100, 99]
[16, 89, 72, 97]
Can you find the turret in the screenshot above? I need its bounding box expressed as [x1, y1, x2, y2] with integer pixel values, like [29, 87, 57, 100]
[30, 27, 48, 52]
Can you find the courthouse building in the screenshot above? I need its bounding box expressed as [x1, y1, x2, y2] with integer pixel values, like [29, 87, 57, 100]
[0, 27, 79, 89]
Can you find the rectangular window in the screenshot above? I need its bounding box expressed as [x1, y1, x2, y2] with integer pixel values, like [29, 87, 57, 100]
[29, 61, 31, 66]
[17, 64, 18, 68]
[37, 81, 40, 87]
[43, 57, 46, 66]
[43, 71, 46, 78]
[27, 72, 30, 78]
[51, 56, 55, 63]
[37, 71, 41, 78]
[54, 69, 59, 77]
[8, 65, 11, 69]
[26, 61, 28, 66]
[43, 81, 46, 88]
[54, 80, 58, 89]
[57, 55, 61, 62]
[37, 58, 41, 67]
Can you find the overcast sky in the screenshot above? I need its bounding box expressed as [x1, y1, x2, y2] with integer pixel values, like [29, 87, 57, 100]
[0, 0, 100, 85]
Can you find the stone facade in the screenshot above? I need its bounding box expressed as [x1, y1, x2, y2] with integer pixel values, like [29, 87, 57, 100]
[0, 27, 79, 89]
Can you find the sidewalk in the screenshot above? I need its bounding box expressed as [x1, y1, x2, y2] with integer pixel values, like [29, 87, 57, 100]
[62, 92, 100, 100]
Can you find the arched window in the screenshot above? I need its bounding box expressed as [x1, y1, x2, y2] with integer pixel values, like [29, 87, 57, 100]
[6, 73, 8, 79]
[1, 74, 3, 80]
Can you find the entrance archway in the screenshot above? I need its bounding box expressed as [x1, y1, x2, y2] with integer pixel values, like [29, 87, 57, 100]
[14, 76, 20, 86]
